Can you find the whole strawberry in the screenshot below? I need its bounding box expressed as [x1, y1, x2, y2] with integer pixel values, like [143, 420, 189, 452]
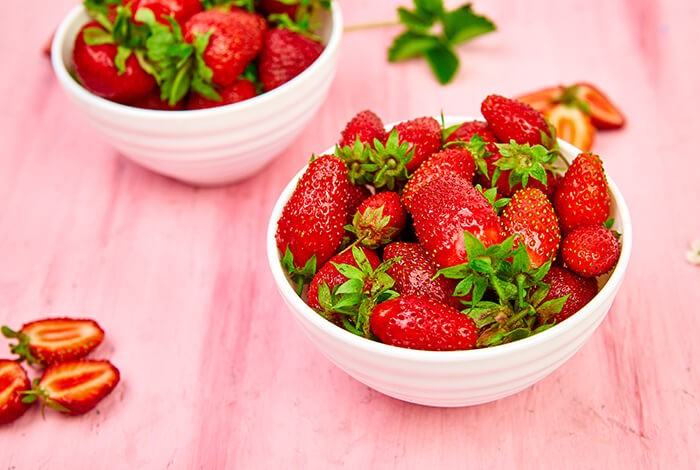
[186, 79, 257, 110]
[384, 242, 464, 310]
[276, 155, 352, 287]
[349, 192, 407, 248]
[561, 224, 621, 277]
[554, 152, 611, 234]
[370, 294, 478, 351]
[184, 8, 267, 88]
[501, 187, 561, 268]
[390, 117, 442, 172]
[540, 266, 598, 324]
[410, 172, 503, 268]
[481, 94, 553, 147]
[132, 0, 202, 26]
[258, 28, 324, 92]
[339, 110, 386, 148]
[444, 119, 497, 146]
[0, 360, 31, 425]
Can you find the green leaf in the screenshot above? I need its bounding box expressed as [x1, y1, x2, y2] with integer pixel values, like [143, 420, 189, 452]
[463, 231, 486, 259]
[335, 278, 364, 295]
[414, 0, 444, 16]
[442, 5, 496, 45]
[397, 7, 435, 32]
[469, 257, 493, 274]
[388, 31, 442, 62]
[424, 42, 460, 84]
[82, 26, 115, 46]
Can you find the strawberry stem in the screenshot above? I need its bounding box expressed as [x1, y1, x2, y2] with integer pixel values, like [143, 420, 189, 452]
[343, 20, 401, 32]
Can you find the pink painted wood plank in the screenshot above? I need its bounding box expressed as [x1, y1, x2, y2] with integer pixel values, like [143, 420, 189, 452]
[1, 0, 699, 468]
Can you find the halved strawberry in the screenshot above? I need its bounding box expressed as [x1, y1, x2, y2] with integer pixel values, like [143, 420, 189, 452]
[544, 103, 595, 151]
[572, 82, 626, 129]
[22, 360, 120, 416]
[2, 318, 105, 366]
[0, 359, 32, 425]
[515, 85, 564, 112]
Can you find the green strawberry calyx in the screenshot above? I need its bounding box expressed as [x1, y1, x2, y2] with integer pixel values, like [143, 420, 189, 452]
[1, 326, 38, 365]
[268, 0, 331, 38]
[345, 205, 397, 249]
[281, 246, 317, 296]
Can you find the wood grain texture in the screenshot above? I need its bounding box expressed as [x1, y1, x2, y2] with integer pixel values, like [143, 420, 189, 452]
[1, 0, 699, 468]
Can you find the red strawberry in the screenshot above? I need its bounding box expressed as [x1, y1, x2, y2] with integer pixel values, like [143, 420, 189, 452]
[276, 155, 352, 283]
[186, 79, 257, 110]
[339, 110, 386, 148]
[0, 360, 31, 425]
[23, 360, 120, 416]
[307, 246, 381, 310]
[401, 147, 476, 212]
[349, 192, 407, 248]
[553, 152, 611, 234]
[2, 318, 105, 366]
[384, 242, 464, 310]
[476, 152, 560, 199]
[481, 94, 552, 147]
[501, 187, 561, 268]
[72, 21, 157, 104]
[541, 266, 598, 324]
[516, 85, 565, 112]
[258, 28, 324, 92]
[132, 0, 202, 26]
[571, 82, 625, 129]
[561, 225, 621, 277]
[345, 183, 371, 220]
[131, 88, 186, 110]
[444, 119, 498, 146]
[544, 104, 595, 151]
[184, 9, 266, 88]
[370, 295, 478, 351]
[260, 0, 299, 17]
[410, 172, 503, 268]
[389, 117, 442, 172]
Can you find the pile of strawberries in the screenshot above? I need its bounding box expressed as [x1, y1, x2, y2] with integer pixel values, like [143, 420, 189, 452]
[72, 0, 329, 109]
[0, 317, 119, 425]
[275, 93, 624, 351]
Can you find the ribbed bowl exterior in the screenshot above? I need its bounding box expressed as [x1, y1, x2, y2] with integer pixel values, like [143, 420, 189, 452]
[51, 4, 342, 186]
[266, 129, 632, 407]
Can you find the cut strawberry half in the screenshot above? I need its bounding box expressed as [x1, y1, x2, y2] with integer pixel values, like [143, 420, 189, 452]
[572, 82, 626, 129]
[544, 104, 595, 151]
[2, 318, 105, 366]
[23, 359, 120, 416]
[0, 360, 32, 424]
[515, 85, 564, 113]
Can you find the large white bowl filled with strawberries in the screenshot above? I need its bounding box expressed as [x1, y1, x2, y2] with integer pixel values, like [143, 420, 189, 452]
[51, 0, 341, 186]
[267, 94, 632, 407]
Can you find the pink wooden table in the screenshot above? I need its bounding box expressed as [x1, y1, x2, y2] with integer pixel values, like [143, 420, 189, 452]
[2, 0, 699, 467]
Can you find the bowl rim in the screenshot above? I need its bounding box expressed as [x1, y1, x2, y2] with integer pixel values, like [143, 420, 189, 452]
[266, 116, 633, 363]
[50, 1, 343, 120]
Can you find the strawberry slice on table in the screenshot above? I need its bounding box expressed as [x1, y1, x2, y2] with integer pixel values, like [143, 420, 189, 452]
[370, 294, 478, 351]
[553, 152, 611, 234]
[544, 103, 595, 151]
[0, 359, 32, 425]
[500, 187, 561, 268]
[571, 82, 626, 129]
[22, 360, 120, 416]
[2, 318, 105, 366]
[515, 85, 565, 112]
[561, 224, 621, 278]
[258, 27, 324, 91]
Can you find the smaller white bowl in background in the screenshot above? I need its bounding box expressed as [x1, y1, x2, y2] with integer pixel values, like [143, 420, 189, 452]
[51, 3, 342, 186]
[266, 119, 633, 407]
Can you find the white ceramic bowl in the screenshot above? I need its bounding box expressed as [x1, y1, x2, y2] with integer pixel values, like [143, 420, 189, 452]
[267, 117, 632, 407]
[51, 3, 342, 186]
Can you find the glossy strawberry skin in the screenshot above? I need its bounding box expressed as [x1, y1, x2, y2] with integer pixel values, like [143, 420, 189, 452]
[553, 152, 611, 234]
[36, 360, 120, 415]
[339, 110, 386, 148]
[384, 242, 464, 310]
[444, 119, 498, 146]
[0, 360, 31, 425]
[72, 22, 157, 104]
[410, 172, 504, 269]
[561, 225, 621, 278]
[370, 295, 477, 351]
[541, 266, 598, 324]
[260, 0, 298, 17]
[390, 117, 442, 172]
[131, 88, 185, 110]
[352, 191, 407, 248]
[258, 28, 324, 92]
[572, 82, 626, 129]
[501, 187, 561, 268]
[481, 94, 551, 146]
[184, 9, 266, 88]
[132, 0, 202, 26]
[307, 247, 381, 310]
[186, 79, 257, 110]
[401, 148, 476, 212]
[276, 155, 352, 271]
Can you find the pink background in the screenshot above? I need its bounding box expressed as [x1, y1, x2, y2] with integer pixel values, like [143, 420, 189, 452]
[2, 0, 699, 467]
